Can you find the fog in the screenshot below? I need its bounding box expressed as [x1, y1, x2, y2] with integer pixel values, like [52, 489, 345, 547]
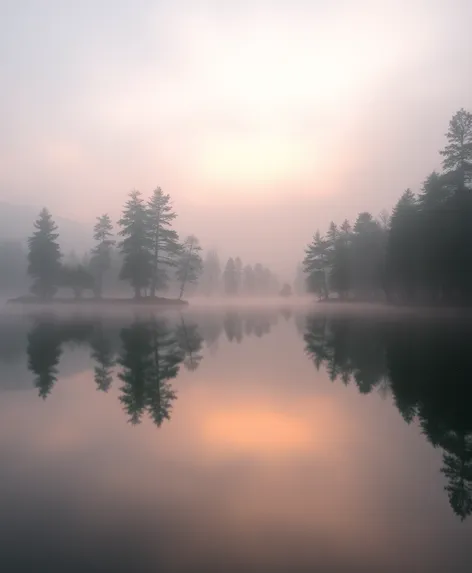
[1, 0, 472, 284]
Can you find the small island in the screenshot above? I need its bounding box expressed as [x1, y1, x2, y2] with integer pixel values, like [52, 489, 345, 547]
[10, 188, 201, 308]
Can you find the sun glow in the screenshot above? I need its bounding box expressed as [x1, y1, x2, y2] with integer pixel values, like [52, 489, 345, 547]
[180, 8, 411, 191]
[199, 133, 315, 187]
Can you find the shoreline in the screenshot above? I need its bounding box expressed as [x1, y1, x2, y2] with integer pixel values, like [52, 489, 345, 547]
[7, 296, 188, 308]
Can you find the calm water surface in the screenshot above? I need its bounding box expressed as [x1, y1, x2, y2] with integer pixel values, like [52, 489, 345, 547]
[0, 307, 472, 572]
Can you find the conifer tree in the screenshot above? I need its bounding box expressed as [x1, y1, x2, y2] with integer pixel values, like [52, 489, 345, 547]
[27, 208, 62, 300]
[223, 257, 238, 295]
[201, 250, 221, 296]
[303, 231, 329, 299]
[147, 187, 180, 296]
[440, 108, 472, 193]
[90, 214, 114, 298]
[118, 190, 152, 299]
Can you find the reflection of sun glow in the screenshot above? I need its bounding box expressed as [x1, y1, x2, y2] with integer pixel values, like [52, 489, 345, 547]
[202, 408, 314, 455]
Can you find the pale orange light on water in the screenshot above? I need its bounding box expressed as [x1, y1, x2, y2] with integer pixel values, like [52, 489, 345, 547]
[200, 397, 349, 458]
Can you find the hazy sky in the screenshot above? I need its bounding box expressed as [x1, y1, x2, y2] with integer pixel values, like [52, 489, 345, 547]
[1, 0, 471, 276]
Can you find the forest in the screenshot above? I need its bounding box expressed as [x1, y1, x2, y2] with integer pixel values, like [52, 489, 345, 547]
[303, 108, 472, 305]
[3, 188, 283, 301]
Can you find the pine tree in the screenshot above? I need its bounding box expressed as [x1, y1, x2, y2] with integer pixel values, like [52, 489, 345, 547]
[386, 190, 419, 301]
[234, 257, 243, 295]
[90, 214, 114, 298]
[330, 220, 352, 298]
[243, 264, 256, 294]
[303, 231, 329, 299]
[440, 108, 472, 193]
[201, 250, 221, 296]
[27, 208, 62, 300]
[351, 212, 384, 299]
[176, 235, 203, 299]
[223, 258, 238, 296]
[147, 187, 180, 296]
[118, 190, 152, 299]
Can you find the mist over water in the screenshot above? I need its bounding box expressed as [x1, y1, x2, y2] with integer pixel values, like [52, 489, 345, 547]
[0, 306, 471, 572]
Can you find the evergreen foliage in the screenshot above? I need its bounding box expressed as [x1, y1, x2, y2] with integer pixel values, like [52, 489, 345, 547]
[27, 208, 62, 299]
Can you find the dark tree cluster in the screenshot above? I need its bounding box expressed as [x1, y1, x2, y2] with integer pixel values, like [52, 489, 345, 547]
[24, 315, 204, 427]
[304, 216, 387, 300]
[304, 315, 472, 521]
[304, 109, 472, 305]
[25, 187, 203, 301]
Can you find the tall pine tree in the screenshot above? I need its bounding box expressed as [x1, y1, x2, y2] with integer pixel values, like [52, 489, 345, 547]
[147, 187, 180, 296]
[28, 208, 62, 300]
[90, 214, 114, 298]
[303, 231, 329, 299]
[223, 257, 238, 295]
[118, 190, 152, 299]
[440, 108, 472, 194]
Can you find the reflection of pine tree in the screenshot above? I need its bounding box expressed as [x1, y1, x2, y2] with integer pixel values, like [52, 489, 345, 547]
[90, 324, 115, 392]
[199, 315, 223, 351]
[27, 320, 62, 399]
[224, 312, 243, 343]
[251, 312, 276, 338]
[440, 432, 472, 520]
[117, 320, 183, 427]
[350, 323, 386, 394]
[146, 319, 181, 427]
[304, 317, 334, 372]
[304, 317, 386, 392]
[175, 318, 203, 371]
[118, 323, 153, 424]
[303, 316, 472, 521]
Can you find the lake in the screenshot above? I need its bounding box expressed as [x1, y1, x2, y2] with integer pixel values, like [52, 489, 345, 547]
[0, 306, 471, 572]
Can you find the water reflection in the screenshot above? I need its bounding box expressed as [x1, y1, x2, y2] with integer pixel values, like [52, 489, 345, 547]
[2, 308, 472, 571]
[304, 315, 472, 520]
[16, 310, 280, 427]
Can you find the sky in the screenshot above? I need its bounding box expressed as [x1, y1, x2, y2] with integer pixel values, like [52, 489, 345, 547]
[1, 0, 472, 278]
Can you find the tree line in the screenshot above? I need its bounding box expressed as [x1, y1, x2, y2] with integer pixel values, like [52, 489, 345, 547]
[27, 188, 203, 300]
[303, 109, 472, 305]
[201, 251, 285, 297]
[23, 186, 286, 300]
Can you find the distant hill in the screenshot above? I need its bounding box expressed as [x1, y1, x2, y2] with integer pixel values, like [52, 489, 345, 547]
[0, 201, 92, 253]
